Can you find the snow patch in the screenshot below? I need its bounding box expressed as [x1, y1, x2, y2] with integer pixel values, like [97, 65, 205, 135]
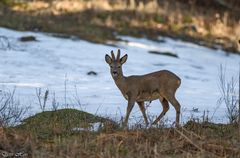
[0, 27, 239, 124]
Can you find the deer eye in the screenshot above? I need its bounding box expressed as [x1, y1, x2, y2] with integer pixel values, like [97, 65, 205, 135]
[110, 66, 113, 68]
[117, 66, 121, 68]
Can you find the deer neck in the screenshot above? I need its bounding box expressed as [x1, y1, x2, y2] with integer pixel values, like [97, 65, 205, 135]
[113, 74, 127, 94]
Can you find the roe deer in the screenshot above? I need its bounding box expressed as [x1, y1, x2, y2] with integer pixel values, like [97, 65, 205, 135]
[105, 49, 181, 128]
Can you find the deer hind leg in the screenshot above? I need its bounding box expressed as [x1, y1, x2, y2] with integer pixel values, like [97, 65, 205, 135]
[152, 97, 169, 125]
[166, 94, 181, 128]
[137, 101, 149, 126]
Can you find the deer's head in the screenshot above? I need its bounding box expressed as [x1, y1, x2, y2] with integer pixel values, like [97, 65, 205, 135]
[105, 49, 128, 79]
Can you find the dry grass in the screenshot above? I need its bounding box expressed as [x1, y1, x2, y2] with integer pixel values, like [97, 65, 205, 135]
[0, 119, 240, 158]
[0, 0, 239, 53]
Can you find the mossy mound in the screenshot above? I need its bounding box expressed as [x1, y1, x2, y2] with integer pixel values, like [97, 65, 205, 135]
[16, 108, 118, 139]
[183, 120, 239, 139]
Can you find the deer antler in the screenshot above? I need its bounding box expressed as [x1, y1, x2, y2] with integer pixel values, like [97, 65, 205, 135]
[116, 49, 121, 61]
[111, 50, 115, 60]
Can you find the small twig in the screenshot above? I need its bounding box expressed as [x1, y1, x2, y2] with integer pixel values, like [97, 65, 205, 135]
[0, 88, 28, 126]
[64, 74, 68, 108]
[43, 89, 49, 112]
[51, 92, 58, 111]
[218, 64, 238, 123]
[35, 88, 42, 111]
[0, 36, 11, 50]
[73, 85, 82, 110]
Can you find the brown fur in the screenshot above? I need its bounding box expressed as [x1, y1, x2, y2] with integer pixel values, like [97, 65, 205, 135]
[105, 49, 181, 128]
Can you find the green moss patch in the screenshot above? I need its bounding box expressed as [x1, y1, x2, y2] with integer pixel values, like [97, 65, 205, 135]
[16, 108, 118, 139]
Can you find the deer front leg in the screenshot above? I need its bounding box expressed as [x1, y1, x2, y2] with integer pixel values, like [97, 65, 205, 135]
[123, 97, 136, 129]
[137, 101, 149, 126]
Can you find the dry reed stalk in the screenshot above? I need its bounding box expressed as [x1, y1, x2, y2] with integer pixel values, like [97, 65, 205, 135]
[181, 126, 203, 140]
[174, 128, 203, 152]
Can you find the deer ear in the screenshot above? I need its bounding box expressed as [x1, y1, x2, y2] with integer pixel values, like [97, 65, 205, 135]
[120, 54, 128, 64]
[105, 54, 112, 64]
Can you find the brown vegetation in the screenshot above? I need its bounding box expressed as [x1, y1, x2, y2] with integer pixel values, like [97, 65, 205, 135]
[0, 0, 239, 53]
[1, 121, 240, 158]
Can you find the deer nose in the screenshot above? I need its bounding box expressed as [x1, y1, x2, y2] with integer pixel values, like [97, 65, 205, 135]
[113, 70, 117, 74]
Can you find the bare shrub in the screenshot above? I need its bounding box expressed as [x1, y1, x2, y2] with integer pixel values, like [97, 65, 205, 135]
[35, 88, 49, 112]
[51, 91, 59, 111]
[218, 65, 240, 124]
[0, 88, 28, 127]
[0, 36, 21, 51]
[0, 36, 11, 50]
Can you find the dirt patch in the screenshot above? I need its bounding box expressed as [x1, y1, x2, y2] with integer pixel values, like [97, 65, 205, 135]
[19, 36, 37, 42]
[148, 50, 179, 58]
